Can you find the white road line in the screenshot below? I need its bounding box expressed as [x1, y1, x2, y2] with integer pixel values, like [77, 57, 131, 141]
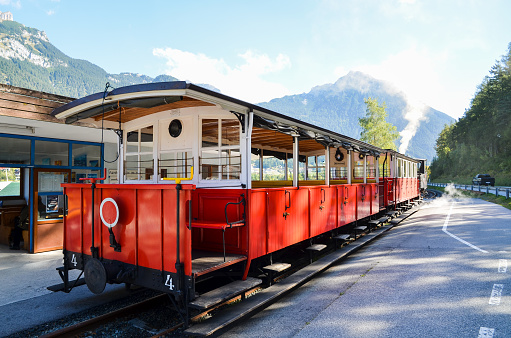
[478, 327, 495, 337]
[442, 203, 489, 253]
[489, 284, 504, 305]
[498, 259, 507, 273]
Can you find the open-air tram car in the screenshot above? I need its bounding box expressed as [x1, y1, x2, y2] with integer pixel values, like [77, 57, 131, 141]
[50, 81, 422, 321]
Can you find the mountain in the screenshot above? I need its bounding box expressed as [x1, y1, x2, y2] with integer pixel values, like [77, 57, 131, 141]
[0, 20, 178, 97]
[0, 20, 451, 161]
[258, 71, 455, 162]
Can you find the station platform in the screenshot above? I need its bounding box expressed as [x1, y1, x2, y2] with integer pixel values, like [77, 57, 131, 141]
[0, 245, 129, 336]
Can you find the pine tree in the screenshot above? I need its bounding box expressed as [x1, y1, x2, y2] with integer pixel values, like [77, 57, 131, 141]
[359, 97, 399, 150]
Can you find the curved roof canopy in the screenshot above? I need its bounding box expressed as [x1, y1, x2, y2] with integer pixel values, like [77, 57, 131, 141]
[52, 81, 388, 157]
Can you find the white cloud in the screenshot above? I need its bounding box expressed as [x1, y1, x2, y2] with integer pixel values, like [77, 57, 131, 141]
[46, 10, 55, 16]
[354, 45, 454, 114]
[0, 0, 21, 9]
[153, 48, 292, 103]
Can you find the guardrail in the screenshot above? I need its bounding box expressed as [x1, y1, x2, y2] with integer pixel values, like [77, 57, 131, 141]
[428, 182, 511, 199]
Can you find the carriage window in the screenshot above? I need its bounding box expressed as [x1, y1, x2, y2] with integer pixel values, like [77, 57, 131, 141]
[200, 119, 240, 180]
[306, 155, 325, 180]
[330, 147, 348, 181]
[366, 156, 375, 178]
[353, 152, 364, 179]
[125, 126, 154, 181]
[159, 151, 193, 180]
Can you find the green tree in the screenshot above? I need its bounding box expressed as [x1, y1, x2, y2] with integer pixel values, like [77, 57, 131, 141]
[359, 97, 399, 150]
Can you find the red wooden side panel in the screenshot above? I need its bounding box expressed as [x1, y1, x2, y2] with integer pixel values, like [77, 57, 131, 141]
[369, 183, 379, 214]
[62, 184, 193, 277]
[383, 178, 394, 207]
[267, 188, 309, 253]
[80, 186, 102, 258]
[356, 184, 371, 219]
[136, 189, 163, 271]
[247, 190, 267, 260]
[338, 185, 357, 226]
[100, 188, 137, 265]
[163, 188, 192, 276]
[63, 186, 83, 253]
[309, 186, 337, 237]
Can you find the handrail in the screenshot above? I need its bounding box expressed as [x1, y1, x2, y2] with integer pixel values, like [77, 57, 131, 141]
[225, 194, 246, 228]
[162, 166, 194, 184]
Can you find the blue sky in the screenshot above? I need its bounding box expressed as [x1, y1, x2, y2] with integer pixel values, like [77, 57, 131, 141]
[4, 0, 511, 119]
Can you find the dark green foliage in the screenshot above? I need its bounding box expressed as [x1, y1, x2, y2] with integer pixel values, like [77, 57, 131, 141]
[430, 43, 511, 181]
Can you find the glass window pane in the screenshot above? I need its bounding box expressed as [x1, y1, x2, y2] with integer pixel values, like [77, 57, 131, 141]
[251, 152, 260, 181]
[125, 155, 139, 180]
[37, 194, 65, 221]
[221, 119, 240, 146]
[201, 149, 219, 180]
[72, 143, 101, 167]
[126, 130, 139, 153]
[140, 126, 154, 153]
[38, 172, 67, 193]
[221, 149, 241, 180]
[140, 153, 154, 180]
[72, 169, 101, 183]
[35, 140, 68, 166]
[202, 119, 218, 147]
[159, 151, 192, 180]
[0, 137, 30, 164]
[0, 168, 21, 196]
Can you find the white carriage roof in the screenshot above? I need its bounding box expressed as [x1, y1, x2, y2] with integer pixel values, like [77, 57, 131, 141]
[51, 81, 414, 158]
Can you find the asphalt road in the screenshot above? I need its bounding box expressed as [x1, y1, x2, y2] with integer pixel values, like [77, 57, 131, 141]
[221, 196, 510, 337]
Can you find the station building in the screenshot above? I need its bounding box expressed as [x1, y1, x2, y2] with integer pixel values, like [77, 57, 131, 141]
[0, 84, 118, 253]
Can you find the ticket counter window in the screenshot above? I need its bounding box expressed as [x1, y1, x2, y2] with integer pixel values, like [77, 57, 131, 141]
[36, 171, 68, 221]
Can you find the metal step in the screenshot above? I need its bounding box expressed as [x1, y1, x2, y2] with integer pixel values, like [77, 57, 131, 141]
[189, 277, 262, 310]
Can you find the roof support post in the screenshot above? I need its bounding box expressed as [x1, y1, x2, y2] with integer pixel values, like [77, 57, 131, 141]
[293, 136, 299, 187]
[325, 146, 330, 186]
[375, 155, 380, 184]
[363, 155, 367, 184]
[347, 150, 352, 185]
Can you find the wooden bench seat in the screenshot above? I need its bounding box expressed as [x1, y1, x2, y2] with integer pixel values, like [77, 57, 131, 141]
[189, 220, 245, 230]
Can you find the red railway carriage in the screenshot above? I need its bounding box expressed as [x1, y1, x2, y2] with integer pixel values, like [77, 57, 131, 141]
[51, 81, 421, 319]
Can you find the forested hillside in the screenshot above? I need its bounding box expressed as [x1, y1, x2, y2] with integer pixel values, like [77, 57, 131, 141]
[0, 20, 177, 97]
[430, 43, 511, 183]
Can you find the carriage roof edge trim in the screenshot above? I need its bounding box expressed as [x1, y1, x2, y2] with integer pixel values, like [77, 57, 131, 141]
[51, 81, 394, 156]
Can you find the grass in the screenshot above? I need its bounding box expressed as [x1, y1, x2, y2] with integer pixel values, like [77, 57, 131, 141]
[428, 184, 511, 210]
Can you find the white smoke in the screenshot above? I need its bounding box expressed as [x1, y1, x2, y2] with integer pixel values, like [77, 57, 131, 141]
[399, 97, 429, 154]
[422, 183, 466, 209]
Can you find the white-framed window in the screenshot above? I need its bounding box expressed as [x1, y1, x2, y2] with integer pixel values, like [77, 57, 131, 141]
[124, 125, 154, 181]
[200, 118, 241, 180]
[306, 154, 325, 180]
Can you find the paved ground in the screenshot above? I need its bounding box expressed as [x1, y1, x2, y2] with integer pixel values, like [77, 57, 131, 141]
[221, 195, 511, 337]
[0, 246, 129, 336]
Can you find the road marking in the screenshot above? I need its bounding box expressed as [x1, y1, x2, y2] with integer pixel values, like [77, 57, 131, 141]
[498, 260, 507, 273]
[489, 284, 504, 305]
[478, 327, 495, 337]
[441, 203, 488, 253]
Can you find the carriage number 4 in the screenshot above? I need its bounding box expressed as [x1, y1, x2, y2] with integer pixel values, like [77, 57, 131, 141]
[165, 275, 175, 290]
[71, 254, 77, 267]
